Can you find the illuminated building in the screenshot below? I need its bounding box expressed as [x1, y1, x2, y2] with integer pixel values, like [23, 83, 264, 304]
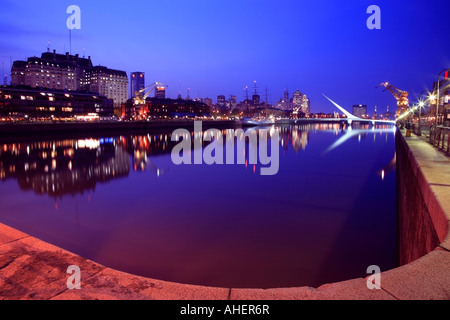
[216, 95, 226, 113]
[130, 72, 145, 98]
[11, 50, 128, 108]
[292, 90, 303, 110]
[230, 95, 237, 109]
[301, 94, 310, 115]
[204, 98, 213, 108]
[155, 85, 166, 99]
[352, 104, 368, 118]
[89, 66, 128, 108]
[11, 51, 92, 92]
[217, 95, 226, 108]
[0, 86, 114, 118]
[283, 89, 290, 110]
[121, 97, 210, 119]
[291, 90, 310, 116]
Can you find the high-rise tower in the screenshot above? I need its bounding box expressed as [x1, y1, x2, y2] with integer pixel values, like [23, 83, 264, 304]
[130, 72, 145, 98]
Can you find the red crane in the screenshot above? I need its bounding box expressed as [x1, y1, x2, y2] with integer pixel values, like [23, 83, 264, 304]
[376, 82, 409, 116]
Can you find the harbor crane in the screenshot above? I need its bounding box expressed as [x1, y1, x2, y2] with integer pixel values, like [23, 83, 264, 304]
[134, 82, 168, 106]
[376, 82, 409, 116]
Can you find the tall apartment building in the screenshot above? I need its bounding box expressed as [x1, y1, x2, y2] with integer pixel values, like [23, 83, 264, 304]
[130, 72, 145, 98]
[292, 90, 310, 115]
[217, 95, 226, 110]
[300, 94, 310, 115]
[89, 66, 128, 107]
[11, 50, 128, 107]
[283, 89, 290, 110]
[352, 104, 368, 118]
[203, 98, 213, 108]
[155, 85, 166, 99]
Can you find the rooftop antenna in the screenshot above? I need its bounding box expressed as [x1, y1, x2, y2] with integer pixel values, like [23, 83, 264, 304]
[244, 86, 250, 116]
[264, 87, 271, 105]
[2, 61, 5, 86]
[69, 29, 72, 54]
[253, 80, 259, 96]
[264, 86, 271, 118]
[10, 56, 12, 84]
[47, 41, 51, 52]
[83, 48, 86, 58]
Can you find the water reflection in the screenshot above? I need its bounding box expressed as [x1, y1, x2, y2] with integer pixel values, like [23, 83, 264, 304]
[0, 139, 129, 197]
[323, 125, 396, 154]
[0, 123, 397, 288]
[0, 123, 396, 197]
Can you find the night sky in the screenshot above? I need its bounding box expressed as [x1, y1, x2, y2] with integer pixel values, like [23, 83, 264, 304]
[0, 0, 449, 114]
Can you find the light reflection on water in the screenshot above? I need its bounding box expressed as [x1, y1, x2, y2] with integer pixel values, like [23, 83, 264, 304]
[0, 123, 397, 288]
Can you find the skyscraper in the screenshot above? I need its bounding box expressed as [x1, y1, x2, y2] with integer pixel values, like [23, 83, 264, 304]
[217, 95, 226, 108]
[283, 89, 290, 110]
[204, 98, 213, 108]
[230, 95, 237, 109]
[292, 90, 302, 109]
[352, 105, 368, 118]
[300, 94, 311, 115]
[130, 72, 145, 98]
[155, 85, 166, 99]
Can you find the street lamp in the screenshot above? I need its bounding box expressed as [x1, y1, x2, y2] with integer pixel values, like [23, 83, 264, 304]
[415, 89, 434, 136]
[417, 100, 425, 135]
[434, 68, 450, 128]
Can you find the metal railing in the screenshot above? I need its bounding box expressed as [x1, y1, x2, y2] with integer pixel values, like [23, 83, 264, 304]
[429, 125, 450, 154]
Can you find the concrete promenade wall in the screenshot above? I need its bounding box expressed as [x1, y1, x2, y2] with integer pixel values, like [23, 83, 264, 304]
[396, 130, 446, 265]
[0, 129, 449, 300]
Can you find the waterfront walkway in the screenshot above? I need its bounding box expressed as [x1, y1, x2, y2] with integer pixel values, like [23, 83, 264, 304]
[0, 130, 449, 300]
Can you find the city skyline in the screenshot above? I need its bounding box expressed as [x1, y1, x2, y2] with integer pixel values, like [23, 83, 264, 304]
[1, 0, 450, 115]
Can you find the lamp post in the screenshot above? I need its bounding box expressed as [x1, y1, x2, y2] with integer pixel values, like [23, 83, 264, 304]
[416, 89, 432, 136]
[417, 100, 425, 135]
[435, 68, 450, 128]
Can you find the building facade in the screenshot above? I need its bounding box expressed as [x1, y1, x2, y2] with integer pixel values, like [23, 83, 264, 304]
[352, 104, 368, 118]
[155, 85, 166, 99]
[89, 66, 128, 108]
[130, 72, 145, 98]
[0, 85, 114, 118]
[291, 90, 310, 115]
[121, 97, 210, 120]
[11, 51, 128, 108]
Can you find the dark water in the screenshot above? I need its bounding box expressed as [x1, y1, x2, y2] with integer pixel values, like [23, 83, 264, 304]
[0, 123, 397, 289]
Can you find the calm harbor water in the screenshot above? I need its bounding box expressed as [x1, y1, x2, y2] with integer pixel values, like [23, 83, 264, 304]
[0, 123, 397, 289]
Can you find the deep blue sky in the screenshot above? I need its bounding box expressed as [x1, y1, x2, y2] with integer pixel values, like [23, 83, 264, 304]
[1, 0, 449, 114]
